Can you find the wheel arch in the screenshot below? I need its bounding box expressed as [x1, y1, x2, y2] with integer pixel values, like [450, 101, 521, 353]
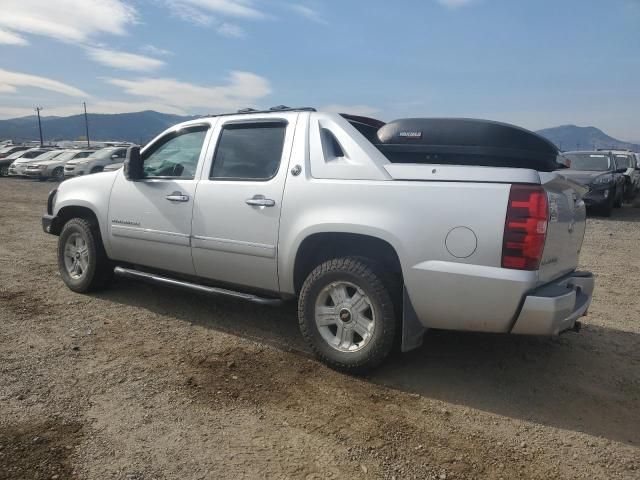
[51, 205, 100, 236]
[292, 232, 404, 295]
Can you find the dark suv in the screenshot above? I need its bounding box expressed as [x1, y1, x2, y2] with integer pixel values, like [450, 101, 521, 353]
[560, 151, 627, 216]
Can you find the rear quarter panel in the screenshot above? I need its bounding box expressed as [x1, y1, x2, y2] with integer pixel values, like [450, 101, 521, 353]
[278, 175, 532, 331]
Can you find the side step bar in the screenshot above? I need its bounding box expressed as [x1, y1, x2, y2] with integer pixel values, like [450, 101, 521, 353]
[113, 266, 283, 306]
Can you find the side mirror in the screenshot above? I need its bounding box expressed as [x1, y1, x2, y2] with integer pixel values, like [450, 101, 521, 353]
[124, 146, 143, 181]
[615, 168, 627, 173]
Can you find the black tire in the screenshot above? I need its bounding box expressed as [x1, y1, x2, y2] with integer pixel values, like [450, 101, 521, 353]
[52, 167, 64, 182]
[57, 218, 113, 293]
[614, 187, 623, 208]
[600, 195, 613, 217]
[90, 166, 103, 174]
[298, 257, 398, 374]
[0, 165, 8, 177]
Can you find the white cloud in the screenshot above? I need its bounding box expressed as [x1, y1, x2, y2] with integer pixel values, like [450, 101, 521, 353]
[175, 0, 264, 18]
[86, 47, 165, 72]
[0, 0, 136, 44]
[437, 0, 475, 7]
[0, 28, 28, 45]
[141, 44, 173, 56]
[217, 23, 245, 38]
[165, 0, 266, 32]
[322, 104, 380, 116]
[290, 4, 327, 24]
[105, 71, 271, 112]
[0, 68, 88, 97]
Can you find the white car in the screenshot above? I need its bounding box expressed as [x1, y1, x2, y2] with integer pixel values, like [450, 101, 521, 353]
[25, 149, 96, 181]
[9, 149, 65, 176]
[64, 147, 128, 177]
[6, 148, 55, 176]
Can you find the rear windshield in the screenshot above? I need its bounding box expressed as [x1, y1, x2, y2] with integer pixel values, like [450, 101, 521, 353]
[564, 153, 610, 171]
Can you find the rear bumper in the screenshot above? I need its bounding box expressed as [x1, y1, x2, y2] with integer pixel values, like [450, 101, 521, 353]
[510, 271, 594, 335]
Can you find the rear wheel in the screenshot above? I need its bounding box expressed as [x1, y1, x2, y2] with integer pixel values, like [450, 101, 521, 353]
[298, 257, 398, 374]
[58, 218, 113, 293]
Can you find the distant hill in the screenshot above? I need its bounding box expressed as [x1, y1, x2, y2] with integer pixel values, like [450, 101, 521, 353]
[1, 111, 638, 153]
[536, 125, 639, 152]
[0, 110, 194, 145]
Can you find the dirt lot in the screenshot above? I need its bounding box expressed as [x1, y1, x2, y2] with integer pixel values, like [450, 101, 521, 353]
[0, 177, 639, 480]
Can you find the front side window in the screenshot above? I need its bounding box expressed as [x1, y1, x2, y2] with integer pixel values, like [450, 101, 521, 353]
[142, 126, 208, 179]
[211, 122, 286, 180]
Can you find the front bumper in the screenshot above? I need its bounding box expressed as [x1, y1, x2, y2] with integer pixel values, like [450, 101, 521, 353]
[511, 271, 595, 335]
[582, 187, 611, 207]
[42, 214, 62, 235]
[25, 169, 47, 178]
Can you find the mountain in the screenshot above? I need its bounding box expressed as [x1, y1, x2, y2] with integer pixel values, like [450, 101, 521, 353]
[536, 125, 639, 152]
[0, 111, 194, 145]
[2, 111, 638, 153]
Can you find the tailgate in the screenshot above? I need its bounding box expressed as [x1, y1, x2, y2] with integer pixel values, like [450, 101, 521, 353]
[538, 172, 587, 283]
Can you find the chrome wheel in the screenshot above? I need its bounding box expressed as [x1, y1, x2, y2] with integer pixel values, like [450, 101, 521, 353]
[63, 233, 89, 280]
[314, 281, 376, 352]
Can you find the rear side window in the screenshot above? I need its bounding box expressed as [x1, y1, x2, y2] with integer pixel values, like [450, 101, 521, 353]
[211, 122, 286, 180]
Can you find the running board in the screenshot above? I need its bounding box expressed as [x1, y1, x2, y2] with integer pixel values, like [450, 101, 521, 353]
[113, 266, 283, 306]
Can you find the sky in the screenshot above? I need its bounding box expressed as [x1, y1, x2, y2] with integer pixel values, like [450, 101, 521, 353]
[0, 0, 639, 140]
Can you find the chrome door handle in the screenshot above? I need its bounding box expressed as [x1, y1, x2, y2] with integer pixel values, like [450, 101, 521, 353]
[166, 192, 189, 202]
[246, 195, 275, 207]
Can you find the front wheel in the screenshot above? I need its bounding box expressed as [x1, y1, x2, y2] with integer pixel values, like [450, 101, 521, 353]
[614, 187, 623, 208]
[298, 257, 398, 374]
[90, 166, 103, 174]
[0, 165, 8, 177]
[58, 218, 113, 292]
[52, 167, 64, 182]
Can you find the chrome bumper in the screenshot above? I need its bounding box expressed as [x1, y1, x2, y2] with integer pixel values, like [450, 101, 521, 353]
[511, 271, 595, 335]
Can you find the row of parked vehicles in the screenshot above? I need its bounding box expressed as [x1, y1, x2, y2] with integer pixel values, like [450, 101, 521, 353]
[561, 149, 640, 216]
[0, 144, 130, 181]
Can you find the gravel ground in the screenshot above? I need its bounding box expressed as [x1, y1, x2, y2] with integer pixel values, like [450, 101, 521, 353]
[0, 177, 639, 480]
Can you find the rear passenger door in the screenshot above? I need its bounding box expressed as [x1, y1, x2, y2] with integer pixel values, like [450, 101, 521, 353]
[191, 114, 298, 292]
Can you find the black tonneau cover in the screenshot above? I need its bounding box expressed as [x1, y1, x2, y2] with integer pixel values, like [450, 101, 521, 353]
[370, 118, 560, 172]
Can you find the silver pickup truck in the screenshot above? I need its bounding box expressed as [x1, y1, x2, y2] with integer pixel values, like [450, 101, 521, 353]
[43, 107, 594, 372]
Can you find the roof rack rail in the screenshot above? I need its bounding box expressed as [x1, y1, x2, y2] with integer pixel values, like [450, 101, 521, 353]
[199, 106, 316, 119]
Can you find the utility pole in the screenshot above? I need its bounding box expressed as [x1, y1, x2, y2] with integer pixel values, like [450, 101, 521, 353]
[35, 106, 43, 147]
[83, 102, 90, 148]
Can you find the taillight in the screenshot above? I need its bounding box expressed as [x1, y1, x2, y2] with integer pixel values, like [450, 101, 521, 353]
[502, 185, 548, 270]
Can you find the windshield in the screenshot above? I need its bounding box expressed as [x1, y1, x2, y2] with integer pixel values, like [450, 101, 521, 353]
[19, 150, 47, 159]
[88, 149, 118, 160]
[564, 153, 611, 171]
[51, 151, 77, 162]
[34, 151, 63, 161]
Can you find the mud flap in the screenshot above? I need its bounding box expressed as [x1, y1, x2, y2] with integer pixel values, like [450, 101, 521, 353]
[401, 287, 426, 352]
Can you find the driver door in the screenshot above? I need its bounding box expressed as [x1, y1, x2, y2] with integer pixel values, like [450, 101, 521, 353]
[108, 124, 212, 275]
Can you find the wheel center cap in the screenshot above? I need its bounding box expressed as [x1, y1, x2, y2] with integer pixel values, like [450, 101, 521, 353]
[75, 252, 81, 259]
[339, 308, 352, 323]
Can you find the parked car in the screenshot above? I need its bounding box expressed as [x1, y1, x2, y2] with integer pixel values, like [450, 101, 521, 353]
[0, 146, 34, 176]
[42, 109, 593, 372]
[5, 148, 53, 176]
[63, 147, 127, 177]
[561, 151, 627, 216]
[604, 150, 640, 201]
[103, 162, 124, 172]
[9, 149, 64, 176]
[25, 149, 95, 181]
